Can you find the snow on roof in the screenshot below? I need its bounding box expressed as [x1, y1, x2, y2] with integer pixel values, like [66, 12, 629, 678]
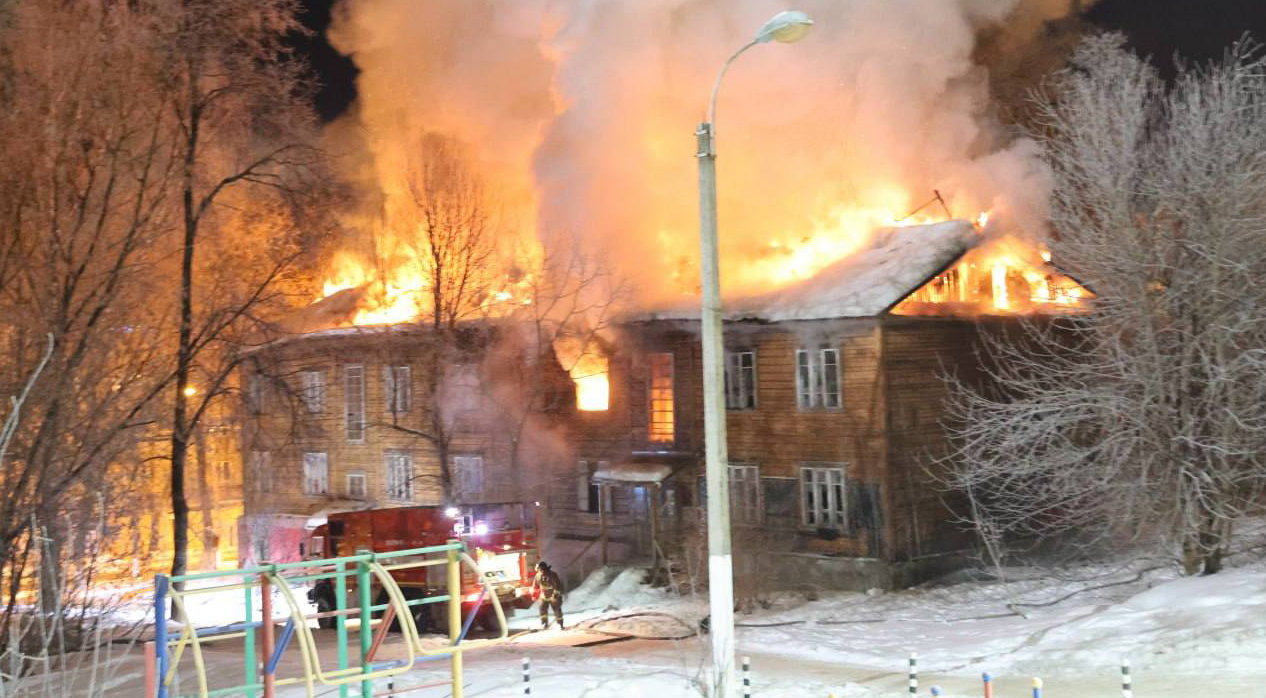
[637, 220, 978, 322]
[592, 462, 673, 483]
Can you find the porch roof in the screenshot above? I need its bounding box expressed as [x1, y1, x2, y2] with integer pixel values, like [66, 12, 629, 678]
[592, 462, 673, 484]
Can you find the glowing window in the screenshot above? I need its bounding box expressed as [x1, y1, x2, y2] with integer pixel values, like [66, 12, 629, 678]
[648, 353, 674, 444]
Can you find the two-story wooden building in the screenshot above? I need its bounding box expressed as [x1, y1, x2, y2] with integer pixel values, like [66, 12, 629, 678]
[549, 221, 1063, 592]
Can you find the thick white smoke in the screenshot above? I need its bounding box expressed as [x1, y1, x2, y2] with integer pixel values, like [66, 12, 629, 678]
[327, 0, 1081, 304]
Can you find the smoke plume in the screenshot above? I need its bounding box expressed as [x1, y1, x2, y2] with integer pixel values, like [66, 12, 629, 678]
[327, 0, 1090, 305]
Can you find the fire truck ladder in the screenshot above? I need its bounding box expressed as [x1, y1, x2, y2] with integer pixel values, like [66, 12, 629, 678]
[147, 540, 508, 698]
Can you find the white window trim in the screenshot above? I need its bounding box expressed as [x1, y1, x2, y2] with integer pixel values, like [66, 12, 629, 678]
[346, 472, 367, 499]
[385, 452, 413, 501]
[302, 452, 329, 496]
[345, 365, 366, 443]
[577, 460, 612, 514]
[725, 350, 758, 410]
[383, 365, 412, 414]
[800, 463, 846, 530]
[796, 347, 841, 410]
[728, 463, 762, 526]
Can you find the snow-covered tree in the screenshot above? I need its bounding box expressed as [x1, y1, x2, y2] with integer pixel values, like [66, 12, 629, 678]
[943, 36, 1266, 575]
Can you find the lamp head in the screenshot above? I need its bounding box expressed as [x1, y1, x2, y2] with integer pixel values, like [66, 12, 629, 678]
[755, 10, 813, 44]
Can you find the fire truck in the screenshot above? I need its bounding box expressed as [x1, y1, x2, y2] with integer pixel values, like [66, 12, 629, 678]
[305, 502, 540, 632]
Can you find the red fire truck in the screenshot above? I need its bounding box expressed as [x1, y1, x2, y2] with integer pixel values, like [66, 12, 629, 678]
[305, 502, 540, 631]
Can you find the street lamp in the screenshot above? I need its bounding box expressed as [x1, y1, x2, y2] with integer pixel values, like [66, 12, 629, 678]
[695, 9, 812, 698]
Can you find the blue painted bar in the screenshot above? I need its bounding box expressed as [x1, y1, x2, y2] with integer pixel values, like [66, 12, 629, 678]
[155, 575, 169, 698]
[264, 618, 296, 675]
[457, 587, 487, 641]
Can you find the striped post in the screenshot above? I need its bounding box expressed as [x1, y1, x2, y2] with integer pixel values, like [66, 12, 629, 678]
[1032, 677, 1044, 698]
[742, 656, 751, 698]
[908, 654, 918, 697]
[1121, 658, 1132, 698]
[523, 657, 531, 695]
[982, 672, 993, 698]
[260, 571, 275, 698]
[931, 687, 942, 697]
[154, 575, 168, 698]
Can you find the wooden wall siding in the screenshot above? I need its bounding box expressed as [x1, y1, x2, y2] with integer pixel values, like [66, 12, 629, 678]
[880, 317, 990, 562]
[240, 330, 525, 520]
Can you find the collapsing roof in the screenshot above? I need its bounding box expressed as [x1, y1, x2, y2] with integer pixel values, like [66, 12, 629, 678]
[640, 220, 979, 322]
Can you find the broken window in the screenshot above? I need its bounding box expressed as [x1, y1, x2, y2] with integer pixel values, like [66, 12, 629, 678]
[301, 370, 325, 414]
[795, 347, 841, 409]
[648, 353, 675, 443]
[800, 464, 846, 529]
[302, 452, 329, 496]
[729, 463, 762, 525]
[576, 460, 612, 513]
[386, 452, 413, 500]
[383, 365, 411, 414]
[724, 350, 757, 410]
[344, 365, 365, 442]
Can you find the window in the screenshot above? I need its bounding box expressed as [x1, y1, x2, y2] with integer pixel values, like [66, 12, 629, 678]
[301, 370, 325, 414]
[218, 461, 231, 481]
[344, 365, 365, 442]
[795, 348, 841, 409]
[448, 364, 480, 413]
[302, 452, 329, 496]
[385, 453, 413, 501]
[576, 460, 611, 514]
[383, 365, 411, 414]
[346, 472, 366, 499]
[729, 464, 762, 525]
[648, 353, 675, 443]
[247, 373, 265, 414]
[249, 451, 272, 493]
[452, 455, 484, 500]
[725, 351, 757, 410]
[800, 465, 845, 529]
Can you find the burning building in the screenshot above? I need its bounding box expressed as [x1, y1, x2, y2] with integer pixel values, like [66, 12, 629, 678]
[551, 220, 1088, 590]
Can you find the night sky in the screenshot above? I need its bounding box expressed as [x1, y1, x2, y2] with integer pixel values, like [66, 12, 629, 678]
[295, 0, 1266, 123]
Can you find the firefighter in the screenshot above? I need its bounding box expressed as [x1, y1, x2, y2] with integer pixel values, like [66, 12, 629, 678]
[531, 560, 564, 629]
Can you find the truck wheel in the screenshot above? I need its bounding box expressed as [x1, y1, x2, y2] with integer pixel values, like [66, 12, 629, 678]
[374, 590, 403, 632]
[477, 607, 500, 632]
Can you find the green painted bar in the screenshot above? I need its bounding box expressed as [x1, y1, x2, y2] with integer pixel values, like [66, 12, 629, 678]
[356, 556, 373, 698]
[167, 543, 462, 583]
[335, 561, 349, 698]
[243, 586, 257, 698]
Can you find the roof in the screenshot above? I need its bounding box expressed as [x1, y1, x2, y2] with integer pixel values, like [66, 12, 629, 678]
[592, 462, 673, 483]
[638, 220, 979, 322]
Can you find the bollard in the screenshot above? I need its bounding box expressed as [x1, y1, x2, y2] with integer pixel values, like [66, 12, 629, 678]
[908, 653, 918, 696]
[742, 656, 751, 698]
[1121, 659, 1132, 698]
[1032, 677, 1044, 698]
[931, 687, 942, 697]
[982, 672, 993, 698]
[523, 657, 531, 696]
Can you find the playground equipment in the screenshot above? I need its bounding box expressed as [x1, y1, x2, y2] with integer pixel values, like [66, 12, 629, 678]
[147, 539, 507, 698]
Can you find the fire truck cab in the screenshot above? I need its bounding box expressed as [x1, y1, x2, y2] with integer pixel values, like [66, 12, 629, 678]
[305, 502, 540, 632]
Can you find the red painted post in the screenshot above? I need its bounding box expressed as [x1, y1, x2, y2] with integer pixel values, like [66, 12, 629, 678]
[260, 572, 275, 698]
[144, 640, 156, 698]
[983, 672, 993, 698]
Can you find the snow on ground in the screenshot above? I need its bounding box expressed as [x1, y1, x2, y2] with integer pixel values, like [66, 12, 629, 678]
[47, 551, 1266, 697]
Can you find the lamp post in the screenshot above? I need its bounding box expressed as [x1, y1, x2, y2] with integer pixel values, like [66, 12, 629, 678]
[695, 10, 812, 698]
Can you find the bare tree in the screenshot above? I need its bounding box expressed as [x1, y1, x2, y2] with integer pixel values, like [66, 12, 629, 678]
[941, 35, 1266, 575]
[153, 0, 326, 590]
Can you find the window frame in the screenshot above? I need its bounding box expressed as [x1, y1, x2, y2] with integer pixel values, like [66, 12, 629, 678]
[385, 452, 413, 501]
[249, 451, 272, 493]
[576, 460, 612, 514]
[452, 455, 485, 501]
[383, 365, 412, 415]
[247, 373, 265, 415]
[302, 452, 329, 496]
[728, 463, 762, 526]
[344, 365, 366, 443]
[647, 352, 675, 444]
[799, 463, 846, 530]
[795, 346, 842, 410]
[300, 370, 326, 414]
[724, 350, 758, 410]
[346, 472, 367, 499]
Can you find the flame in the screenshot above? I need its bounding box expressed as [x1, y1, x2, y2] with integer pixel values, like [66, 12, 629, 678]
[573, 368, 610, 411]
